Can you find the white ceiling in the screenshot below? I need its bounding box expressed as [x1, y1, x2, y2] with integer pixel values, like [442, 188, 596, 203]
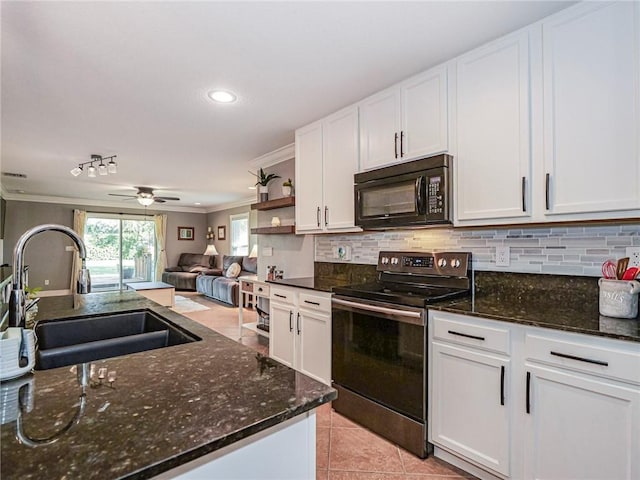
[1, 1, 574, 212]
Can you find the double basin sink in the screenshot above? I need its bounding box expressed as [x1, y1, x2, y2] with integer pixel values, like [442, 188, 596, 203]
[35, 310, 200, 370]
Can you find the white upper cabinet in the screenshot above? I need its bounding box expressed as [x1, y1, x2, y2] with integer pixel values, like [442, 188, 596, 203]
[541, 1, 640, 217]
[295, 106, 360, 234]
[455, 30, 532, 222]
[295, 121, 324, 232]
[359, 66, 449, 171]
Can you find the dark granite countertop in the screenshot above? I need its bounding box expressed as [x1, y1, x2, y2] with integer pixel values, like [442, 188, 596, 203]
[267, 276, 334, 293]
[430, 286, 640, 342]
[1, 291, 336, 480]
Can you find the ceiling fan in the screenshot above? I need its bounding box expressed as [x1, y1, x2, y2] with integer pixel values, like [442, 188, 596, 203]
[109, 187, 180, 206]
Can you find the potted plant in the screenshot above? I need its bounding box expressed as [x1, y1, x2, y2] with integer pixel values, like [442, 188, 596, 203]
[282, 178, 293, 197]
[251, 168, 280, 202]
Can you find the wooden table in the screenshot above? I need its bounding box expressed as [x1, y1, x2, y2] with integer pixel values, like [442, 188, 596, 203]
[127, 281, 175, 307]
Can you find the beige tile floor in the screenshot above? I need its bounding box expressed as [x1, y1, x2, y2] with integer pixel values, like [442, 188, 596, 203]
[179, 292, 475, 480]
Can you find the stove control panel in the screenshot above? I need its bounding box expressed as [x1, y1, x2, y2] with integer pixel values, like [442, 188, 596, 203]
[378, 251, 471, 277]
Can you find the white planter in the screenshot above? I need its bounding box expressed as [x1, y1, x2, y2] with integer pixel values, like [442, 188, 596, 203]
[282, 186, 292, 197]
[258, 185, 269, 202]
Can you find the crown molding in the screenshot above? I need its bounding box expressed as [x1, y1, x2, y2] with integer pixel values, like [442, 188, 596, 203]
[249, 143, 294, 169]
[205, 196, 255, 213]
[3, 192, 208, 214]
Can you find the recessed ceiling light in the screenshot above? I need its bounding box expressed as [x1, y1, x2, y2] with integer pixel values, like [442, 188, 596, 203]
[195, 202, 201, 205]
[248, 186, 256, 190]
[207, 89, 237, 103]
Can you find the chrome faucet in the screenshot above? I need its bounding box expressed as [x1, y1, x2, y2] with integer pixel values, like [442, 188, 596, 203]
[9, 224, 91, 328]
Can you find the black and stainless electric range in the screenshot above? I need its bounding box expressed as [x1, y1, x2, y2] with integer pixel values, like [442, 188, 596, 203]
[331, 251, 472, 458]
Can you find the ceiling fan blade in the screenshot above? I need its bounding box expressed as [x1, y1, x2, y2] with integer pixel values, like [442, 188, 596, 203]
[154, 198, 167, 203]
[109, 194, 137, 198]
[155, 196, 180, 201]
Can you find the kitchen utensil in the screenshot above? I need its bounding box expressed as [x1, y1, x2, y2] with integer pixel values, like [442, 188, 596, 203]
[622, 267, 640, 281]
[616, 257, 629, 280]
[602, 260, 617, 279]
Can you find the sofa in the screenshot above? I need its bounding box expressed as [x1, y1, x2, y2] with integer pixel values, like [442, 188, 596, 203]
[161, 253, 220, 291]
[196, 255, 257, 306]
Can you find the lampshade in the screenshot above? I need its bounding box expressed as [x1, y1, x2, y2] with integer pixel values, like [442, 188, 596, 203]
[137, 196, 154, 206]
[70, 166, 83, 177]
[98, 163, 108, 175]
[249, 244, 258, 257]
[87, 165, 97, 178]
[107, 159, 117, 173]
[204, 244, 219, 256]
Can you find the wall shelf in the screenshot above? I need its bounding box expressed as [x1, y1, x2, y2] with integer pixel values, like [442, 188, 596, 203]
[251, 197, 295, 211]
[251, 225, 296, 234]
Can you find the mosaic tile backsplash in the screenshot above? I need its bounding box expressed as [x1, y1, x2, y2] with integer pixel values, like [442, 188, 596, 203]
[314, 224, 640, 277]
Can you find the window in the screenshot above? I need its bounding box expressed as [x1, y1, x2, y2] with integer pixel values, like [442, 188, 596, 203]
[230, 213, 249, 256]
[84, 213, 156, 291]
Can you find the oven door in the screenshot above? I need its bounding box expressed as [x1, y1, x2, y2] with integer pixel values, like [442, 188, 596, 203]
[332, 295, 426, 422]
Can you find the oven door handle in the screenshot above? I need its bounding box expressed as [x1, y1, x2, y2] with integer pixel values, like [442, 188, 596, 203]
[332, 297, 424, 326]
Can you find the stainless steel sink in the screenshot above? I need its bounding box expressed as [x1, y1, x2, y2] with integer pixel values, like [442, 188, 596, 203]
[34, 310, 200, 370]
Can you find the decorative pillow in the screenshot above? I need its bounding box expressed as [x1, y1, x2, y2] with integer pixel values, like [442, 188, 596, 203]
[189, 266, 208, 273]
[225, 262, 241, 278]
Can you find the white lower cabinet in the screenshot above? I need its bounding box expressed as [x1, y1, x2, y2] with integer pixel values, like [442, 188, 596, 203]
[429, 310, 640, 479]
[269, 286, 331, 385]
[431, 342, 510, 476]
[524, 363, 640, 480]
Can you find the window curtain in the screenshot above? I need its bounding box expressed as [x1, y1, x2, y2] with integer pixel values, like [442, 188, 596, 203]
[154, 214, 167, 281]
[70, 209, 87, 291]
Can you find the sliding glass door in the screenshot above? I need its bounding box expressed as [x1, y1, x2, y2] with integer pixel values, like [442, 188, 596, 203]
[84, 214, 156, 291]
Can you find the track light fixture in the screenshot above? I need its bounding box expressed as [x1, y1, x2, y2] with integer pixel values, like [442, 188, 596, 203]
[70, 154, 118, 178]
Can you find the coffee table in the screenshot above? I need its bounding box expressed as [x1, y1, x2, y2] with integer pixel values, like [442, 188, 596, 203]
[127, 281, 175, 307]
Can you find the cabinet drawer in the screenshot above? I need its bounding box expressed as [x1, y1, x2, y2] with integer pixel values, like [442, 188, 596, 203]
[431, 312, 510, 355]
[240, 281, 254, 293]
[526, 333, 640, 385]
[270, 287, 294, 304]
[299, 292, 331, 313]
[253, 283, 270, 297]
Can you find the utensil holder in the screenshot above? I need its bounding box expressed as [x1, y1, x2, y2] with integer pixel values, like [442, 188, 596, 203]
[598, 279, 640, 319]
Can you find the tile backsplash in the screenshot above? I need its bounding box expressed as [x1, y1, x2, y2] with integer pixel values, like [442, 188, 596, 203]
[314, 224, 640, 277]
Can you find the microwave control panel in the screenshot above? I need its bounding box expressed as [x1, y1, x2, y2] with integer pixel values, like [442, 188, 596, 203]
[427, 175, 444, 215]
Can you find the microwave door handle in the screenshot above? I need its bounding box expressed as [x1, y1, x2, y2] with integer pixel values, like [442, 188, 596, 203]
[415, 176, 426, 214]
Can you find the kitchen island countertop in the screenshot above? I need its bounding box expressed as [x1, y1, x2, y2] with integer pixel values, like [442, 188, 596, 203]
[0, 291, 336, 479]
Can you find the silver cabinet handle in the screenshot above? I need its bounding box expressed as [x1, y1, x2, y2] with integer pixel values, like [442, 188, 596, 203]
[288, 311, 293, 332]
[400, 130, 405, 157]
[522, 176, 526, 212]
[316, 206, 321, 227]
[296, 312, 301, 335]
[545, 173, 551, 210]
[394, 132, 399, 158]
[324, 206, 328, 227]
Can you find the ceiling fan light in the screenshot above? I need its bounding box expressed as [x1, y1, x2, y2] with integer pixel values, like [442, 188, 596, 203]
[70, 166, 83, 177]
[87, 165, 97, 178]
[107, 160, 117, 174]
[98, 163, 108, 175]
[137, 196, 154, 206]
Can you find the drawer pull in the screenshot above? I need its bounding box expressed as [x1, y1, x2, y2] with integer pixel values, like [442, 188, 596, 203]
[304, 300, 320, 306]
[447, 330, 485, 341]
[257, 287, 263, 292]
[526, 371, 531, 414]
[274, 293, 287, 299]
[550, 351, 609, 367]
[500, 365, 505, 406]
[296, 312, 301, 335]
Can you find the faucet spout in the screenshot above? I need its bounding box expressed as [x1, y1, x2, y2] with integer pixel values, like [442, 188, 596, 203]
[9, 224, 91, 328]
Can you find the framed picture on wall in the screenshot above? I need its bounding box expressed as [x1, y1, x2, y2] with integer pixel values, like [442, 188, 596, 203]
[178, 226, 194, 240]
[217, 226, 226, 241]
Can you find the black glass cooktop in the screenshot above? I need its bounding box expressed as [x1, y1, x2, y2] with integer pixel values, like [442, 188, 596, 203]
[332, 282, 469, 308]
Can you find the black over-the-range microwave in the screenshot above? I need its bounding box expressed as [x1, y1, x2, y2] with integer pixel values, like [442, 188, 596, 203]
[354, 154, 452, 229]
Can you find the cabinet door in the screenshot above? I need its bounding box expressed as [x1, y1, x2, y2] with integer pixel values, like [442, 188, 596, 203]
[525, 364, 640, 480]
[269, 302, 295, 368]
[431, 342, 510, 476]
[295, 121, 324, 233]
[322, 106, 360, 231]
[456, 31, 531, 222]
[401, 66, 448, 160]
[297, 308, 331, 385]
[359, 87, 402, 171]
[542, 2, 640, 216]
